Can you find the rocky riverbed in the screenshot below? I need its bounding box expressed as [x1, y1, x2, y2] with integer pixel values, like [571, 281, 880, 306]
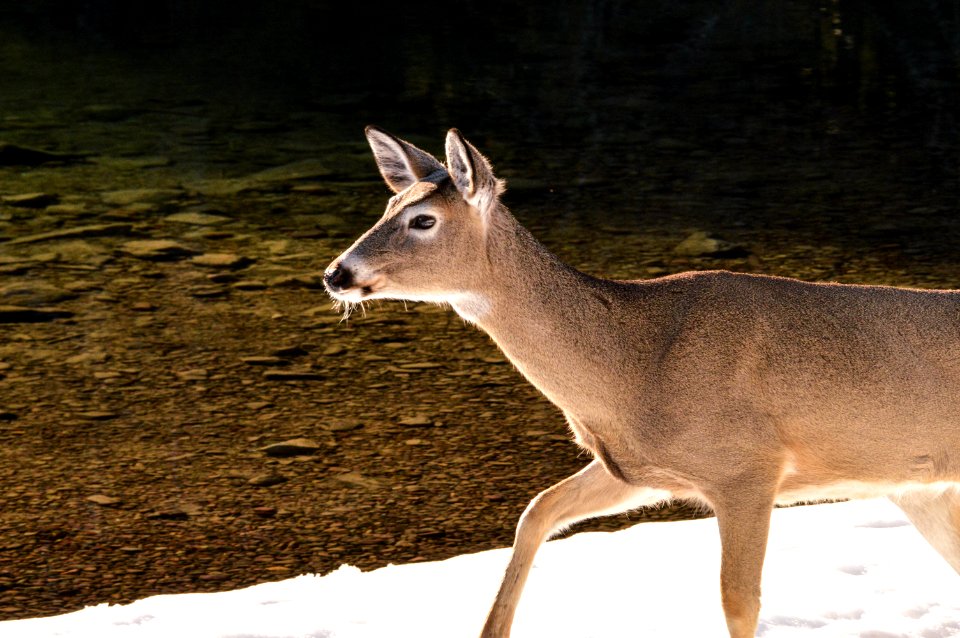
[2, 128, 958, 620]
[1, 18, 959, 617]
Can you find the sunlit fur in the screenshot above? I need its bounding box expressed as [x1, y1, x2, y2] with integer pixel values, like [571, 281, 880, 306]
[324, 127, 960, 638]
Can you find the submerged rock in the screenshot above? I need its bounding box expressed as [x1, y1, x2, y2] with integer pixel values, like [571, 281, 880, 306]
[1, 193, 59, 209]
[0, 305, 74, 323]
[0, 142, 86, 166]
[5, 223, 133, 246]
[121, 240, 197, 261]
[164, 211, 231, 226]
[260, 438, 321, 457]
[673, 231, 748, 258]
[190, 253, 253, 269]
[0, 282, 77, 306]
[101, 189, 183, 206]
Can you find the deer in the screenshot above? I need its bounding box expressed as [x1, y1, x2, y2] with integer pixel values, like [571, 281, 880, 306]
[323, 126, 960, 637]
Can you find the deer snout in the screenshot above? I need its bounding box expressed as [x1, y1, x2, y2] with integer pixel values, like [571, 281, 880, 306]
[323, 264, 354, 293]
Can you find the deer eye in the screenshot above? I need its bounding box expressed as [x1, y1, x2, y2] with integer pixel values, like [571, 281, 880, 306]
[409, 214, 436, 230]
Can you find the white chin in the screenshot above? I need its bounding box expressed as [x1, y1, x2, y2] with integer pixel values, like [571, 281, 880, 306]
[327, 288, 368, 303]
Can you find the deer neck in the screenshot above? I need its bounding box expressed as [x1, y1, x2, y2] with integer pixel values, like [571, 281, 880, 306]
[450, 210, 631, 415]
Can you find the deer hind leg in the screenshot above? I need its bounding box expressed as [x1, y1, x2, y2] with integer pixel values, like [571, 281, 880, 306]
[708, 483, 778, 638]
[890, 485, 960, 574]
[480, 460, 669, 638]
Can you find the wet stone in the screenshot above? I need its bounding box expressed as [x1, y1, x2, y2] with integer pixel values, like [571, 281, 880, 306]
[2, 193, 59, 208]
[249, 159, 333, 182]
[0, 305, 73, 323]
[146, 508, 191, 521]
[272, 345, 309, 358]
[673, 231, 748, 258]
[94, 156, 171, 170]
[190, 253, 252, 269]
[86, 494, 122, 507]
[260, 438, 321, 457]
[101, 188, 183, 206]
[330, 472, 384, 490]
[231, 280, 267, 290]
[189, 286, 228, 298]
[398, 414, 433, 427]
[0, 282, 77, 306]
[164, 211, 232, 226]
[176, 369, 208, 381]
[262, 370, 324, 381]
[0, 142, 85, 166]
[240, 356, 288, 366]
[248, 473, 288, 487]
[122, 240, 198, 261]
[131, 302, 157, 312]
[322, 419, 363, 432]
[64, 349, 110, 365]
[76, 411, 118, 421]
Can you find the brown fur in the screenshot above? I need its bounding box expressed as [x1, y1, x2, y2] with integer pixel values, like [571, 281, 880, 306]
[325, 127, 960, 638]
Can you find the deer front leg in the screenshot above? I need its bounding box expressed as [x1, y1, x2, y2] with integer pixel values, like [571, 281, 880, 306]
[710, 486, 777, 638]
[481, 460, 668, 638]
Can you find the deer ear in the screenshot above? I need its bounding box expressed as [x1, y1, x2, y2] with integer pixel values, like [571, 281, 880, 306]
[445, 128, 504, 217]
[365, 126, 445, 193]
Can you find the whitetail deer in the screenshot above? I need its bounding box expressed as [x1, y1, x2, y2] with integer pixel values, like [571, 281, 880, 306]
[323, 127, 960, 637]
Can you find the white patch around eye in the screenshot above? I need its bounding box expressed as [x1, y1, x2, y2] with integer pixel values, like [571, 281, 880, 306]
[402, 202, 441, 238]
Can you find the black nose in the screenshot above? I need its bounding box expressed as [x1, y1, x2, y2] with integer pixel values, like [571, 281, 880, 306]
[324, 265, 354, 291]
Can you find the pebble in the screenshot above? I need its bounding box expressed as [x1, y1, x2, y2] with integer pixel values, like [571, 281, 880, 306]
[86, 494, 122, 507]
[231, 280, 267, 291]
[673, 231, 748, 258]
[240, 356, 288, 366]
[190, 286, 228, 299]
[2, 193, 59, 208]
[94, 156, 171, 169]
[0, 142, 84, 166]
[190, 253, 252, 269]
[330, 471, 384, 489]
[260, 438, 321, 457]
[272, 345, 310, 358]
[322, 419, 363, 432]
[176, 369, 209, 381]
[164, 211, 232, 226]
[101, 188, 183, 206]
[398, 414, 433, 427]
[76, 411, 118, 421]
[0, 305, 73, 323]
[248, 159, 333, 182]
[0, 282, 77, 306]
[262, 369, 324, 381]
[64, 350, 110, 365]
[247, 473, 288, 487]
[121, 240, 198, 261]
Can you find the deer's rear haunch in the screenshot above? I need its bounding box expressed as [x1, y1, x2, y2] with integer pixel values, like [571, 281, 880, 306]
[324, 127, 960, 637]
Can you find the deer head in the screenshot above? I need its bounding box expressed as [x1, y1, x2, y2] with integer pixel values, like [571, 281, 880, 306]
[323, 127, 505, 317]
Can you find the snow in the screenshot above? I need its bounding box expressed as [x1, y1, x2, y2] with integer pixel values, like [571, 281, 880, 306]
[4, 498, 959, 638]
